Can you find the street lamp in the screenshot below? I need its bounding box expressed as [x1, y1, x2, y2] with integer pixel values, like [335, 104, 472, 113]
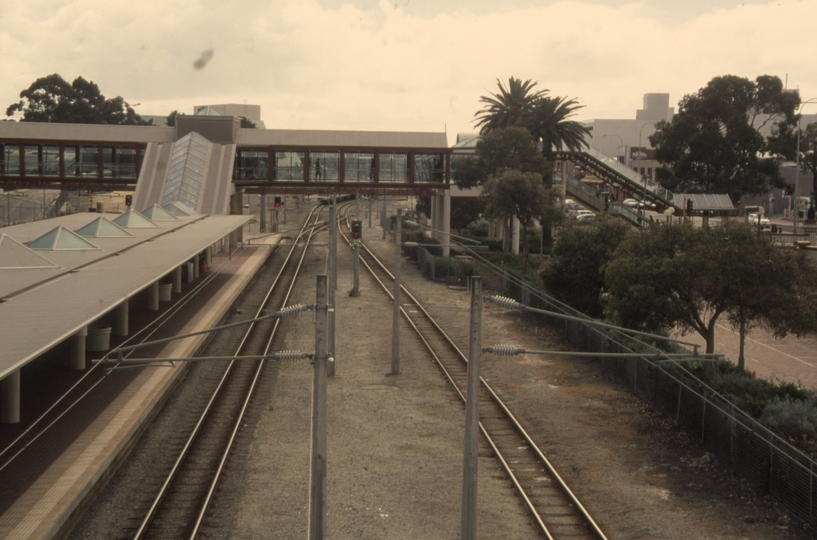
[637, 122, 655, 222]
[602, 134, 624, 163]
[793, 98, 817, 234]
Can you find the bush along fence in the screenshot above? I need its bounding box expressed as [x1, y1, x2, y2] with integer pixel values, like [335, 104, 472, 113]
[453, 252, 817, 531]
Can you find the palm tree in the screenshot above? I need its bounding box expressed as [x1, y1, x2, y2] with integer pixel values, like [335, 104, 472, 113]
[474, 77, 547, 135]
[525, 96, 591, 186]
[525, 96, 591, 159]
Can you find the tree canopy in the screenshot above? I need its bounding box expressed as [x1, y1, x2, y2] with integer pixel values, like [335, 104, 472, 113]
[6, 74, 150, 125]
[452, 126, 545, 190]
[540, 216, 631, 318]
[474, 77, 546, 134]
[482, 169, 548, 274]
[604, 220, 815, 360]
[650, 74, 799, 203]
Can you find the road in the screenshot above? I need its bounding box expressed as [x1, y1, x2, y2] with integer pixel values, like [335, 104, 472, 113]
[682, 323, 817, 389]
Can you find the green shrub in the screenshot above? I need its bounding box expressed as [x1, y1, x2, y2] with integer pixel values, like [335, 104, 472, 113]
[761, 396, 817, 444]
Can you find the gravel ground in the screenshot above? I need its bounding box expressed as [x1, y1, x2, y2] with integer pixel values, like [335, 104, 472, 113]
[69, 210, 815, 539]
[219, 216, 813, 539]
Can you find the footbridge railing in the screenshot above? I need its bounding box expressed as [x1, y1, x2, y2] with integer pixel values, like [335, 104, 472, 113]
[555, 148, 678, 212]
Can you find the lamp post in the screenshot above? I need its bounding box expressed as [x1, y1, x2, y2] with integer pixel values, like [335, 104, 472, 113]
[793, 98, 817, 234]
[602, 134, 624, 163]
[637, 122, 655, 223]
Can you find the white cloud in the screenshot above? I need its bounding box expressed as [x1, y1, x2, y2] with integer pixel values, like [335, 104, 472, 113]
[2, 0, 817, 143]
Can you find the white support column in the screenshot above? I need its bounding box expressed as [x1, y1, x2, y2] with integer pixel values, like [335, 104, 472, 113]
[1, 369, 21, 424]
[115, 299, 129, 337]
[148, 281, 160, 311]
[206, 245, 213, 267]
[512, 217, 520, 255]
[71, 326, 88, 370]
[442, 190, 451, 258]
[193, 256, 200, 279]
[173, 266, 182, 294]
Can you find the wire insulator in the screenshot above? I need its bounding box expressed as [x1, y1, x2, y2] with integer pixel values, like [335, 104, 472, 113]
[483, 345, 525, 356]
[485, 295, 524, 310]
[276, 304, 313, 318]
[271, 350, 312, 361]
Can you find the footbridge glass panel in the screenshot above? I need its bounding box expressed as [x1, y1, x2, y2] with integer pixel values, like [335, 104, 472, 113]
[272, 151, 304, 181]
[2, 145, 20, 176]
[24, 146, 39, 176]
[235, 149, 268, 181]
[309, 151, 339, 181]
[344, 152, 374, 182]
[379, 153, 408, 183]
[414, 153, 445, 183]
[42, 146, 60, 176]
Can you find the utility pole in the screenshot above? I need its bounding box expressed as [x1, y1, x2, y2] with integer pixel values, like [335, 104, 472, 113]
[309, 275, 328, 540]
[391, 208, 402, 375]
[328, 195, 337, 376]
[460, 276, 482, 540]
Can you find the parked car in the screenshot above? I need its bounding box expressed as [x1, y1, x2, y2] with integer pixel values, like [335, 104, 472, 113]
[623, 198, 639, 209]
[747, 213, 771, 230]
[575, 211, 595, 222]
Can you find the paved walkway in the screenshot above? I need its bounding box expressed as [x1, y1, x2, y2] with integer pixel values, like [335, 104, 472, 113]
[683, 324, 817, 389]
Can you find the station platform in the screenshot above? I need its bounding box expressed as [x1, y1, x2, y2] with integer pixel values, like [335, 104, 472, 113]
[0, 235, 277, 540]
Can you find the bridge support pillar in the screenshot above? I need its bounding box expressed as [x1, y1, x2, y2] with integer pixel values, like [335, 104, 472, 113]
[260, 194, 267, 233]
[430, 190, 451, 257]
[1, 369, 20, 424]
[512, 217, 520, 255]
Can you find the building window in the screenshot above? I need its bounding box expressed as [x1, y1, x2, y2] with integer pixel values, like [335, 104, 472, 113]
[272, 151, 305, 181]
[235, 149, 269, 180]
[379, 153, 408, 183]
[309, 151, 339, 181]
[414, 153, 444, 183]
[344, 152, 374, 182]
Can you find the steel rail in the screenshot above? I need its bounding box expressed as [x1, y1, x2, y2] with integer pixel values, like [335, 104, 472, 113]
[337, 209, 607, 540]
[132, 204, 326, 540]
[0, 245, 245, 473]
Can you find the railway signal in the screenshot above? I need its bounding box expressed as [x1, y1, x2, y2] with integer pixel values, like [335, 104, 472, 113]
[125, 195, 132, 207]
[351, 220, 362, 240]
[274, 196, 282, 207]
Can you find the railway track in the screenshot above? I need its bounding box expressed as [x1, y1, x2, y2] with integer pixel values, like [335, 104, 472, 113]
[337, 203, 607, 540]
[128, 204, 326, 540]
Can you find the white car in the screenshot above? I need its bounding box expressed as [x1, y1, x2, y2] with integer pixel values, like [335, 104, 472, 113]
[575, 211, 595, 222]
[747, 214, 771, 230]
[622, 198, 639, 209]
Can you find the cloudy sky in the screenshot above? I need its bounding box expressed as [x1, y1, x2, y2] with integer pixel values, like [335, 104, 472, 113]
[2, 0, 817, 144]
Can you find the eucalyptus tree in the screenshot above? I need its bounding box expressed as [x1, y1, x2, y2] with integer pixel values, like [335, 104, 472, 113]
[6, 74, 150, 125]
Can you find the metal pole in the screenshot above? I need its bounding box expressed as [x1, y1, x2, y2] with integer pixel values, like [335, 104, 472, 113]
[329, 196, 337, 376]
[368, 196, 373, 228]
[309, 275, 328, 540]
[351, 241, 360, 297]
[391, 208, 402, 375]
[460, 276, 482, 540]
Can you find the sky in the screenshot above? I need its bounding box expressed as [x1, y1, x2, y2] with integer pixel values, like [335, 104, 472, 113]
[2, 0, 817, 145]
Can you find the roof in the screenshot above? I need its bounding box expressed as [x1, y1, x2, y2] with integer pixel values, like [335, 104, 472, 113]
[673, 193, 735, 212]
[0, 211, 251, 380]
[236, 128, 449, 149]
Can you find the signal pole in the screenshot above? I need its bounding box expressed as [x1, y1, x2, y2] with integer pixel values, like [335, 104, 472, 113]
[350, 220, 362, 297]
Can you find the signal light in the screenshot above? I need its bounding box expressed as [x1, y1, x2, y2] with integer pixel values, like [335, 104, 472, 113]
[351, 220, 362, 240]
[125, 195, 132, 207]
[686, 199, 693, 213]
[274, 196, 282, 207]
